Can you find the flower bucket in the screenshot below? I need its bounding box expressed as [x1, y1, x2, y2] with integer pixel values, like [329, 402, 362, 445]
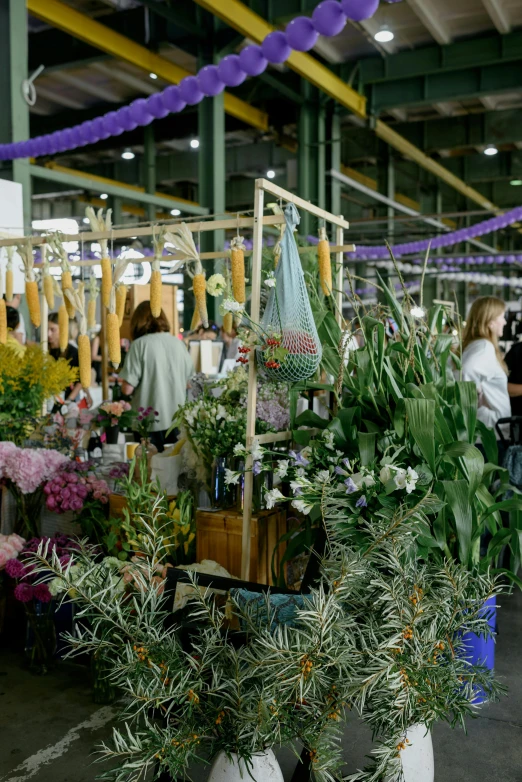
[461, 594, 497, 703]
[207, 749, 284, 782]
[388, 724, 434, 782]
[105, 424, 120, 445]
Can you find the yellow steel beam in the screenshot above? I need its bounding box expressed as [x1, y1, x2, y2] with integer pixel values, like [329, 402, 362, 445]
[192, 0, 366, 119]
[27, 0, 269, 132]
[192, 0, 501, 212]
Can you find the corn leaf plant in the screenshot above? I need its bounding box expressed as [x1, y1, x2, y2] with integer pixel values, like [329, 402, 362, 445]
[301, 266, 522, 582]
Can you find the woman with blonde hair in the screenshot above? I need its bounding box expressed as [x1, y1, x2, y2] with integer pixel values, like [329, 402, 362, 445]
[461, 296, 510, 433]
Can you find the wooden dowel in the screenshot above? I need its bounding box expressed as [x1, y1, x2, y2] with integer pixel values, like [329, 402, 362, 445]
[256, 178, 350, 229]
[100, 298, 109, 401]
[172, 285, 180, 336]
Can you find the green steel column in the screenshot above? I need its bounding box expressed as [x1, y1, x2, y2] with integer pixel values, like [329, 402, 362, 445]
[298, 83, 321, 236]
[387, 155, 395, 241]
[112, 196, 123, 228]
[0, 0, 31, 230]
[317, 105, 326, 212]
[143, 124, 156, 223]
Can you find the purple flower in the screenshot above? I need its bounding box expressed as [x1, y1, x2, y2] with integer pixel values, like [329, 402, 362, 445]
[289, 450, 310, 468]
[335, 458, 351, 477]
[253, 461, 262, 476]
[356, 495, 367, 508]
[14, 583, 34, 603]
[34, 583, 52, 603]
[344, 478, 357, 494]
[5, 558, 26, 579]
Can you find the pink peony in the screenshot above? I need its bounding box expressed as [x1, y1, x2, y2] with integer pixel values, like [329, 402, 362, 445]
[5, 558, 26, 579]
[33, 583, 52, 603]
[5, 448, 47, 494]
[8, 534, 25, 552]
[1, 543, 16, 559]
[14, 583, 34, 602]
[0, 550, 8, 569]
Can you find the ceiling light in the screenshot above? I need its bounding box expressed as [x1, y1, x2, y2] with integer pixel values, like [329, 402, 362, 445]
[149, 72, 158, 80]
[83, 217, 90, 224]
[121, 148, 135, 160]
[484, 145, 498, 156]
[510, 179, 522, 186]
[170, 208, 181, 216]
[374, 26, 394, 43]
[190, 138, 200, 149]
[266, 169, 276, 179]
[100, 193, 108, 200]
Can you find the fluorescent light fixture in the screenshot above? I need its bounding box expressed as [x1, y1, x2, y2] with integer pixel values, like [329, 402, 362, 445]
[510, 179, 522, 186]
[149, 72, 158, 80]
[190, 138, 200, 149]
[266, 169, 276, 179]
[484, 145, 498, 156]
[170, 208, 181, 216]
[375, 27, 394, 43]
[100, 193, 109, 200]
[121, 148, 135, 160]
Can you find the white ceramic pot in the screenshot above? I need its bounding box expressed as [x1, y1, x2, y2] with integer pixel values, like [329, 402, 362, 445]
[207, 749, 284, 782]
[399, 724, 434, 782]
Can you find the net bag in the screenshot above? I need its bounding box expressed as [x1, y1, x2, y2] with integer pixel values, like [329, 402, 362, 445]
[257, 203, 322, 382]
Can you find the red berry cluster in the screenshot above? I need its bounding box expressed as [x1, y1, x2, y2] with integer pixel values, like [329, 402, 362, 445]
[265, 360, 281, 369]
[236, 345, 251, 364]
[238, 346, 251, 354]
[236, 356, 249, 364]
[264, 338, 281, 348]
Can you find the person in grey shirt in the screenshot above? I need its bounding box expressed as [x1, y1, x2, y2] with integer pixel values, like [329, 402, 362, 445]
[120, 301, 194, 452]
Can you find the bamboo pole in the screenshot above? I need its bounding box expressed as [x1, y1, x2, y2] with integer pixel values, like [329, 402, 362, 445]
[172, 285, 180, 336]
[241, 181, 265, 581]
[100, 296, 109, 401]
[335, 224, 345, 328]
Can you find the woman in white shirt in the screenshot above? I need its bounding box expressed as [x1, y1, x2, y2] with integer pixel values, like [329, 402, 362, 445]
[461, 296, 510, 435]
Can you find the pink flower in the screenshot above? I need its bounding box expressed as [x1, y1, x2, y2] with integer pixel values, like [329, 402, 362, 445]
[0, 441, 17, 480]
[4, 448, 47, 494]
[9, 534, 26, 552]
[14, 583, 34, 602]
[0, 550, 9, 569]
[5, 558, 26, 578]
[2, 543, 16, 559]
[34, 583, 52, 603]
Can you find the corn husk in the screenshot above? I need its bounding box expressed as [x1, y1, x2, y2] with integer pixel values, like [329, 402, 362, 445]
[85, 207, 112, 308]
[230, 235, 246, 304]
[317, 226, 332, 297]
[16, 240, 40, 327]
[5, 246, 14, 302]
[151, 226, 166, 318]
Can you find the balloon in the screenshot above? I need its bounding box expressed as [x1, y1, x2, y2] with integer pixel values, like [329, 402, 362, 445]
[117, 107, 138, 132]
[46, 133, 59, 154]
[217, 55, 246, 87]
[93, 116, 112, 139]
[198, 65, 225, 97]
[129, 98, 154, 125]
[179, 76, 204, 105]
[104, 111, 125, 135]
[285, 17, 319, 51]
[341, 0, 380, 22]
[146, 93, 169, 118]
[239, 45, 268, 76]
[261, 31, 291, 64]
[312, 1, 347, 36]
[162, 85, 186, 113]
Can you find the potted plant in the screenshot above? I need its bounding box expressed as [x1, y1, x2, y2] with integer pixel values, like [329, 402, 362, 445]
[96, 400, 135, 444]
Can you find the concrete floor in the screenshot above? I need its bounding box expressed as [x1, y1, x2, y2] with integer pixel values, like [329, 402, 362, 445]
[1, 590, 521, 782]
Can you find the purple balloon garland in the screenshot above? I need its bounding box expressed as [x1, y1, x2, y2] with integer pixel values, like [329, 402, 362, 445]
[0, 0, 381, 160]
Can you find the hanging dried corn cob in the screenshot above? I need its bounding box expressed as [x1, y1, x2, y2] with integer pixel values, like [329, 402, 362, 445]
[106, 255, 130, 368]
[223, 312, 233, 334]
[87, 276, 99, 330]
[317, 226, 332, 297]
[115, 283, 127, 327]
[221, 260, 234, 334]
[230, 235, 246, 304]
[151, 225, 166, 318]
[47, 234, 75, 317]
[190, 309, 201, 331]
[53, 279, 69, 353]
[41, 244, 54, 309]
[65, 283, 91, 389]
[5, 247, 14, 302]
[0, 268, 6, 344]
[17, 241, 40, 328]
[85, 207, 113, 308]
[165, 223, 209, 329]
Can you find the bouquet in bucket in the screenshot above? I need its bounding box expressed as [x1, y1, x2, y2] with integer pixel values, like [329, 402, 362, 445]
[96, 400, 135, 431]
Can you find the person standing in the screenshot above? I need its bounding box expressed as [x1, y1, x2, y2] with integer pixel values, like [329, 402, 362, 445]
[48, 312, 92, 406]
[120, 301, 194, 452]
[461, 296, 510, 442]
[5, 306, 26, 358]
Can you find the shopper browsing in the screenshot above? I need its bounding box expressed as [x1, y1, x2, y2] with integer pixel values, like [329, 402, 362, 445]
[120, 301, 194, 452]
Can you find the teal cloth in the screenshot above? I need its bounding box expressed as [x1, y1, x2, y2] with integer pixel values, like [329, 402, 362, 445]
[119, 332, 194, 432]
[231, 588, 306, 632]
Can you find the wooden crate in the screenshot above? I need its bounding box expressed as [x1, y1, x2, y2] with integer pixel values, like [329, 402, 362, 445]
[196, 507, 287, 585]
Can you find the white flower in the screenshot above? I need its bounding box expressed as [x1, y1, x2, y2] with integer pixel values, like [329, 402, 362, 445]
[394, 468, 407, 490]
[407, 467, 419, 482]
[216, 404, 229, 421]
[276, 459, 289, 479]
[264, 272, 276, 288]
[296, 467, 306, 478]
[251, 439, 264, 461]
[291, 499, 313, 515]
[351, 472, 363, 489]
[206, 273, 226, 297]
[290, 480, 304, 494]
[264, 488, 285, 509]
[322, 430, 335, 450]
[234, 443, 247, 457]
[405, 481, 416, 494]
[223, 298, 244, 313]
[225, 469, 241, 486]
[315, 470, 331, 484]
[379, 465, 392, 484]
[362, 473, 375, 488]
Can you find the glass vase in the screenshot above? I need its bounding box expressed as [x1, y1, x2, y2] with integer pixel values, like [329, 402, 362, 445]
[133, 438, 158, 484]
[24, 602, 56, 675]
[210, 456, 228, 509]
[91, 651, 116, 704]
[236, 461, 274, 513]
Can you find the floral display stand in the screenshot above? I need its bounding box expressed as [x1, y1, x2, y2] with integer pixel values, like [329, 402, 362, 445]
[195, 507, 287, 585]
[240, 178, 352, 579]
